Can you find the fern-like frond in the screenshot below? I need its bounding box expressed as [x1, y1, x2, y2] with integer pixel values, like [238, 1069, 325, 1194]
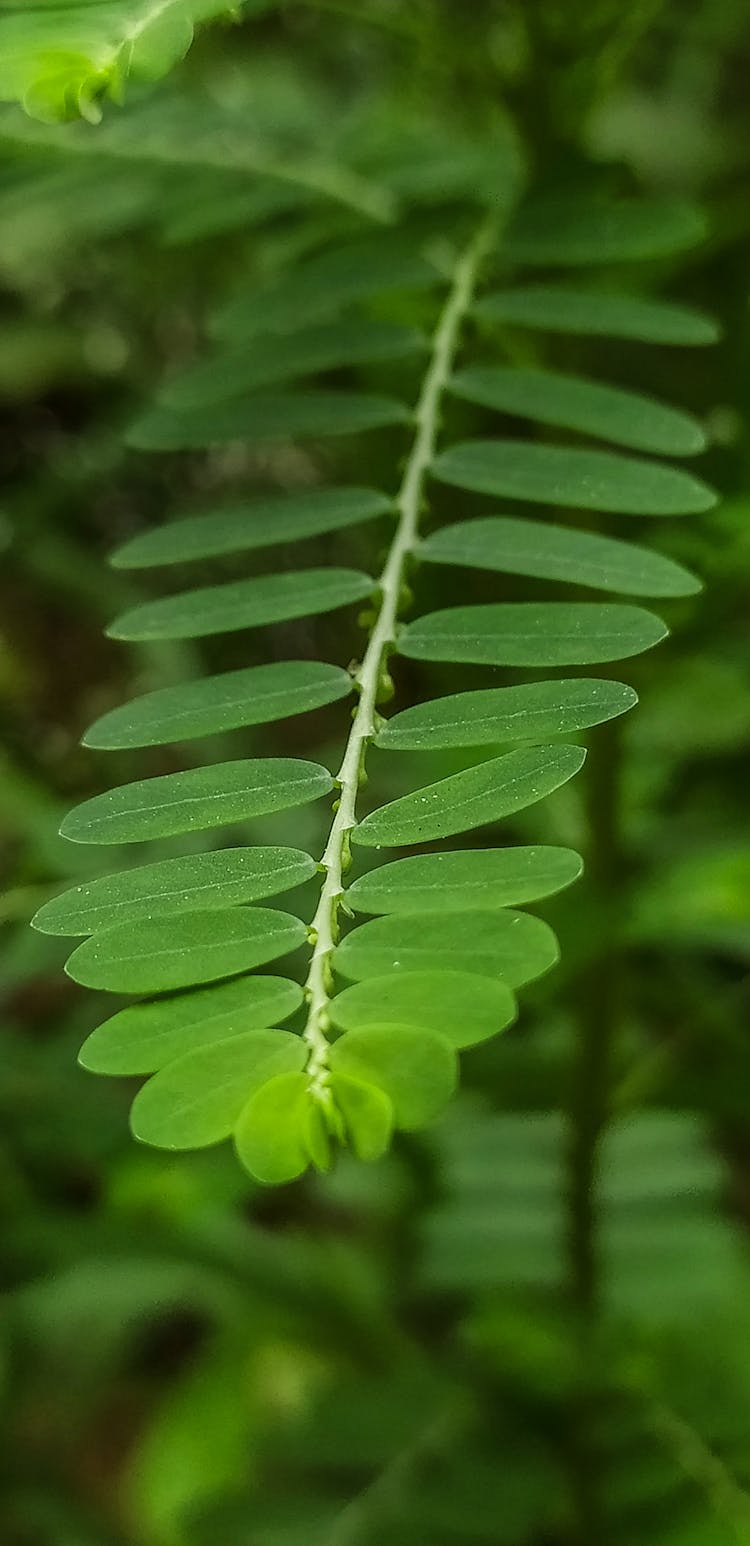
[0, 0, 243, 123]
[41, 181, 719, 1184]
[420, 1107, 743, 1314]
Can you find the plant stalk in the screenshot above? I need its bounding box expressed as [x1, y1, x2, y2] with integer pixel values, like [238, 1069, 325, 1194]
[301, 214, 496, 1094]
[567, 716, 623, 1542]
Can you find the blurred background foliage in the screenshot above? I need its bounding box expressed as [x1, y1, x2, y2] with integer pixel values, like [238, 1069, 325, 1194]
[2, 2, 750, 1543]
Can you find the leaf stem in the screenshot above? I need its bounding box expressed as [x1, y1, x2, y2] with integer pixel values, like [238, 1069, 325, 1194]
[301, 214, 496, 1096]
[640, 1389, 750, 1541]
[566, 716, 623, 1543]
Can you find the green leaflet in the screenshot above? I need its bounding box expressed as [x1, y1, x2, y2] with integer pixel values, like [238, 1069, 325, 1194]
[334, 910, 560, 989]
[61, 759, 333, 845]
[475, 286, 720, 345]
[346, 848, 583, 915]
[111, 487, 393, 570]
[158, 320, 426, 410]
[234, 1071, 316, 1184]
[329, 1074, 393, 1161]
[108, 570, 375, 642]
[365, 124, 524, 209]
[449, 367, 705, 457]
[504, 195, 707, 265]
[130, 1029, 306, 1149]
[127, 391, 411, 451]
[65, 907, 307, 994]
[33, 847, 316, 936]
[376, 680, 638, 750]
[330, 969, 517, 1048]
[211, 234, 441, 341]
[421, 517, 701, 598]
[111, 489, 392, 572]
[400, 603, 667, 667]
[161, 177, 313, 248]
[83, 661, 354, 749]
[330, 1025, 457, 1130]
[355, 745, 586, 846]
[431, 440, 717, 516]
[79, 975, 303, 1074]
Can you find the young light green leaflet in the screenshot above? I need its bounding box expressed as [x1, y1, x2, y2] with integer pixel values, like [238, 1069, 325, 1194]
[328, 1075, 393, 1162]
[108, 570, 375, 642]
[79, 975, 303, 1075]
[329, 1025, 457, 1130]
[0, 0, 223, 123]
[334, 910, 560, 989]
[376, 680, 638, 750]
[330, 969, 517, 1047]
[233, 1071, 320, 1184]
[130, 1030, 306, 1149]
[111, 487, 394, 569]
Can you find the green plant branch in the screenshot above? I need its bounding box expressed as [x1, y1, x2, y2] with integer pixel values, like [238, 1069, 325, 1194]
[639, 1387, 750, 1542]
[328, 1408, 457, 1546]
[568, 717, 623, 1317]
[301, 213, 497, 1099]
[566, 716, 624, 1544]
